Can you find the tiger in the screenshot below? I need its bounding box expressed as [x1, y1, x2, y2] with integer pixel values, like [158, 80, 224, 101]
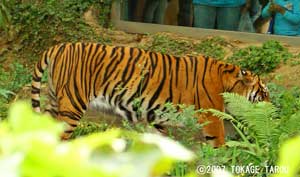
[31, 42, 269, 147]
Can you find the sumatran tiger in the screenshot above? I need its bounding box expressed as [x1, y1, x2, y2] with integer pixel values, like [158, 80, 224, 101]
[31, 42, 269, 147]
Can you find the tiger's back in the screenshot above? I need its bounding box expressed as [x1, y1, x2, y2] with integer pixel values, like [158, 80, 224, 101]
[32, 42, 269, 147]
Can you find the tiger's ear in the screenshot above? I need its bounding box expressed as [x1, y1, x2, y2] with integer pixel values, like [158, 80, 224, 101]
[238, 69, 258, 86]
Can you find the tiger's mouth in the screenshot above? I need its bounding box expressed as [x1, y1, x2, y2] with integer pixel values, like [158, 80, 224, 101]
[248, 88, 269, 102]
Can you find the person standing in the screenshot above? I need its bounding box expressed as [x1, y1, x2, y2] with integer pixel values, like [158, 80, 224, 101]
[193, 0, 249, 31]
[262, 0, 300, 36]
[144, 0, 168, 24]
[178, 0, 193, 26]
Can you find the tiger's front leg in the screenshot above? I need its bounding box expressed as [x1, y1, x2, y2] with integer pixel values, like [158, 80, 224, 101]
[198, 113, 225, 148]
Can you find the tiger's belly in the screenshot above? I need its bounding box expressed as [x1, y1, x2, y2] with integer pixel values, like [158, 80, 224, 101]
[87, 95, 164, 125]
[88, 96, 124, 118]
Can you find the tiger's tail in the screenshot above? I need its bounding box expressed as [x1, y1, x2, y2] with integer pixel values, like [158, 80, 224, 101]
[31, 51, 49, 113]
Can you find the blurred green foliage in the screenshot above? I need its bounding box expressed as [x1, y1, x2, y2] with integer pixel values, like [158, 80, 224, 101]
[0, 101, 195, 177]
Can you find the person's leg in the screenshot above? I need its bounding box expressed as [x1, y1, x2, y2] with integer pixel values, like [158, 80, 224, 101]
[153, 0, 168, 24]
[121, 0, 129, 21]
[144, 0, 159, 23]
[178, 0, 193, 26]
[217, 6, 241, 31]
[193, 4, 216, 29]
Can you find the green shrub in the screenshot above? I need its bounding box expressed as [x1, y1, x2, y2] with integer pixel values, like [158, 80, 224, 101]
[141, 33, 194, 56]
[267, 83, 300, 119]
[0, 62, 31, 118]
[209, 93, 300, 167]
[228, 40, 292, 74]
[194, 37, 227, 60]
[12, 0, 110, 53]
[0, 0, 16, 40]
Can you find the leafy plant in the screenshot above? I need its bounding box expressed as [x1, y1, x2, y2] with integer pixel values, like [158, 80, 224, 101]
[98, 0, 113, 28]
[154, 103, 204, 147]
[209, 93, 300, 168]
[12, 0, 111, 53]
[0, 62, 31, 118]
[71, 120, 109, 138]
[194, 37, 227, 60]
[142, 33, 194, 56]
[0, 0, 16, 40]
[0, 101, 195, 177]
[0, 62, 31, 95]
[267, 83, 300, 119]
[228, 40, 292, 74]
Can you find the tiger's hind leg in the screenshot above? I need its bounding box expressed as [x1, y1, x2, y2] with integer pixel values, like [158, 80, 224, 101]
[56, 90, 86, 140]
[44, 88, 59, 118]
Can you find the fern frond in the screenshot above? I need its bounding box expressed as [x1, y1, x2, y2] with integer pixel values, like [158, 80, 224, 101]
[222, 93, 279, 147]
[208, 108, 235, 121]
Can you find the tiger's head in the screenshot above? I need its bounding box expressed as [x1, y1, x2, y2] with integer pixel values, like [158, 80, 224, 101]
[222, 67, 269, 102]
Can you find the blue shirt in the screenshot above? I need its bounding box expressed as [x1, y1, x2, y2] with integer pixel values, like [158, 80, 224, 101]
[262, 0, 300, 36]
[192, 0, 246, 7]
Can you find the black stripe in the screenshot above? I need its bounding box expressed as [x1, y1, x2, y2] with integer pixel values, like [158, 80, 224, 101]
[32, 99, 40, 107]
[119, 104, 133, 122]
[201, 57, 214, 106]
[71, 44, 87, 111]
[56, 45, 69, 91]
[43, 52, 48, 65]
[123, 49, 142, 84]
[148, 54, 166, 109]
[102, 82, 110, 96]
[93, 62, 105, 97]
[47, 46, 56, 57]
[209, 58, 216, 73]
[166, 54, 172, 75]
[93, 47, 107, 97]
[224, 65, 237, 73]
[121, 47, 134, 81]
[175, 57, 179, 87]
[150, 52, 158, 77]
[32, 76, 41, 82]
[217, 63, 224, 76]
[103, 47, 124, 83]
[228, 80, 242, 92]
[89, 44, 102, 97]
[65, 86, 85, 113]
[140, 72, 150, 94]
[60, 111, 81, 121]
[51, 44, 66, 75]
[37, 61, 44, 74]
[96, 45, 107, 66]
[168, 68, 173, 102]
[195, 84, 201, 108]
[31, 86, 40, 94]
[147, 104, 160, 122]
[73, 79, 87, 111]
[110, 46, 118, 58]
[114, 86, 128, 106]
[183, 57, 189, 88]
[193, 57, 198, 87]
